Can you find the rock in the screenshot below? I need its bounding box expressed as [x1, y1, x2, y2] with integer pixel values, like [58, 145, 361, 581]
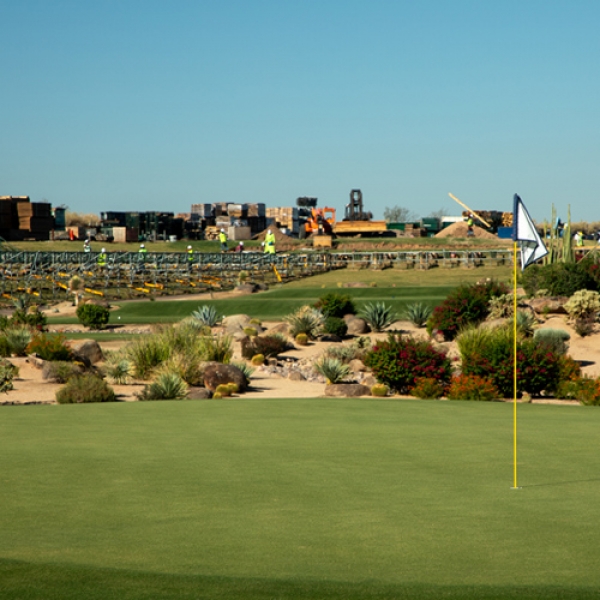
[236, 283, 260, 294]
[288, 371, 306, 381]
[265, 322, 291, 336]
[527, 297, 569, 315]
[361, 375, 378, 387]
[202, 363, 248, 392]
[320, 334, 343, 343]
[267, 358, 278, 367]
[345, 316, 370, 335]
[187, 387, 212, 400]
[323, 383, 371, 397]
[26, 354, 45, 369]
[348, 359, 366, 372]
[222, 314, 252, 334]
[71, 340, 104, 365]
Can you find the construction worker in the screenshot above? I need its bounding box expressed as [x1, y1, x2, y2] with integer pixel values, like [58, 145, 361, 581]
[234, 241, 245, 253]
[264, 229, 276, 261]
[187, 245, 194, 270]
[466, 214, 474, 237]
[97, 247, 107, 271]
[83, 239, 91, 254]
[138, 243, 147, 271]
[219, 228, 228, 252]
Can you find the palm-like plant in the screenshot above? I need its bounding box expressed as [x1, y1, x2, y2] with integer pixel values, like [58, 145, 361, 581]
[104, 356, 135, 385]
[285, 306, 324, 339]
[359, 302, 398, 332]
[138, 372, 189, 401]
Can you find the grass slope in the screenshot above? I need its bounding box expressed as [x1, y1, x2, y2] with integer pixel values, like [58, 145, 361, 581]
[1, 400, 600, 599]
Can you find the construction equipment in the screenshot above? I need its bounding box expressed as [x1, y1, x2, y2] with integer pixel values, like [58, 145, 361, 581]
[448, 193, 491, 228]
[333, 189, 388, 236]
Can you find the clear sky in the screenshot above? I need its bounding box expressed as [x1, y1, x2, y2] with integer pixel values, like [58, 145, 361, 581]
[2, 1, 598, 223]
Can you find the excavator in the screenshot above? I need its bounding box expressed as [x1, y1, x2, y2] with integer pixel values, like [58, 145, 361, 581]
[297, 197, 336, 237]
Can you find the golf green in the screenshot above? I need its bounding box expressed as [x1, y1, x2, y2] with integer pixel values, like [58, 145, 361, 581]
[1, 399, 599, 599]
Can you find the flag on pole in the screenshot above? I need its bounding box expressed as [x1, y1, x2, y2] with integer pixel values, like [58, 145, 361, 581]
[512, 194, 548, 269]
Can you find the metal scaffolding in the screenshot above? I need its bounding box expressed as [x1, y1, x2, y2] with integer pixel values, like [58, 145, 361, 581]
[0, 248, 512, 301]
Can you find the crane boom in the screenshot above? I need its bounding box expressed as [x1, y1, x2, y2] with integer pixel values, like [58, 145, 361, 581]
[448, 193, 491, 228]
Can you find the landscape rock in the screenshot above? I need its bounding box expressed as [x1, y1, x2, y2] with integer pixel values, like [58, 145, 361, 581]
[26, 354, 45, 369]
[323, 383, 371, 397]
[344, 316, 370, 335]
[265, 322, 290, 336]
[223, 314, 252, 335]
[202, 363, 248, 392]
[320, 334, 343, 343]
[348, 359, 366, 372]
[187, 387, 212, 400]
[288, 371, 306, 381]
[236, 283, 260, 294]
[527, 297, 569, 315]
[71, 339, 104, 365]
[361, 375, 378, 387]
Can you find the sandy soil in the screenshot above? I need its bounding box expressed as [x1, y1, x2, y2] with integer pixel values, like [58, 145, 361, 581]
[1, 312, 597, 406]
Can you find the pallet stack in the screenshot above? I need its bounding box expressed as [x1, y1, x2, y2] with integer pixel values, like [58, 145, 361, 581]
[265, 207, 299, 235]
[0, 196, 55, 240]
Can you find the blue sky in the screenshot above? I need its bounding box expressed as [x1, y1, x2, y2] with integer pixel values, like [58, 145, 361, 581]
[2, 1, 598, 223]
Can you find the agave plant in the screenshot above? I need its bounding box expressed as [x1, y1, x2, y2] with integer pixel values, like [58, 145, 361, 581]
[155, 352, 204, 386]
[104, 355, 135, 385]
[138, 372, 189, 401]
[402, 302, 433, 328]
[314, 357, 352, 384]
[191, 304, 221, 328]
[359, 302, 398, 332]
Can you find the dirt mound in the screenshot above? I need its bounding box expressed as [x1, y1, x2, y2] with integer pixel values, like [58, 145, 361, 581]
[435, 222, 497, 239]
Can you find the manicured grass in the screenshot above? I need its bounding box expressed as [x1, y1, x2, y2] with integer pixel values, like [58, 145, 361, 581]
[47, 286, 454, 324]
[1, 400, 600, 599]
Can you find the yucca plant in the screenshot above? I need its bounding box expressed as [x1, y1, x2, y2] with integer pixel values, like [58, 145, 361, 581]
[191, 304, 221, 328]
[285, 306, 324, 339]
[104, 355, 135, 385]
[155, 352, 204, 386]
[359, 302, 398, 332]
[516, 310, 536, 338]
[124, 336, 170, 380]
[137, 372, 188, 401]
[402, 302, 433, 328]
[197, 334, 233, 363]
[314, 357, 352, 384]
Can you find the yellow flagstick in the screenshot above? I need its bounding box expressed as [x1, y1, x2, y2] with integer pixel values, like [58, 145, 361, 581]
[512, 241, 521, 490]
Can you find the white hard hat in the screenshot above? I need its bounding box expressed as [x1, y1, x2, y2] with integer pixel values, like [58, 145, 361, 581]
[220, 228, 224, 232]
[261, 242, 265, 246]
[187, 245, 192, 249]
[240, 241, 244, 245]
[140, 244, 145, 248]
[101, 248, 106, 252]
[268, 229, 272, 234]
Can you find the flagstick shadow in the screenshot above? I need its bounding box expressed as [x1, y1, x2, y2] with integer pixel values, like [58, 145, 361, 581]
[523, 478, 600, 489]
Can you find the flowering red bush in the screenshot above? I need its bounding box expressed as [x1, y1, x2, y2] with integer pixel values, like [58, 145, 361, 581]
[364, 334, 452, 394]
[447, 374, 499, 401]
[426, 280, 509, 341]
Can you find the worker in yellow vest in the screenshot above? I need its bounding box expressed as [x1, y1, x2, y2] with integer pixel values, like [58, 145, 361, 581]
[219, 229, 228, 252]
[187, 245, 194, 270]
[97, 248, 107, 271]
[264, 229, 276, 262]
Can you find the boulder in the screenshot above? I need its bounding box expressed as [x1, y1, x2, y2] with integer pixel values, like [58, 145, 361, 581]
[288, 371, 306, 381]
[345, 316, 370, 335]
[320, 334, 343, 343]
[527, 297, 569, 315]
[265, 322, 291, 336]
[187, 387, 213, 400]
[348, 359, 366, 373]
[71, 340, 104, 365]
[361, 375, 378, 387]
[323, 383, 371, 397]
[223, 314, 252, 334]
[202, 362, 248, 392]
[236, 283, 260, 294]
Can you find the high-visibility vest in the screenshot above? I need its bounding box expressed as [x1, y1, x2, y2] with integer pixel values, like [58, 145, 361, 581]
[187, 249, 194, 261]
[97, 252, 107, 266]
[219, 232, 227, 244]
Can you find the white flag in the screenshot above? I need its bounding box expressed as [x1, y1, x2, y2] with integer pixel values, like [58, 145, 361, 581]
[512, 194, 548, 269]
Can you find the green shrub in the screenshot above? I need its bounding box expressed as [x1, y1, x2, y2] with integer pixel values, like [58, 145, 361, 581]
[427, 280, 509, 341]
[56, 374, 116, 404]
[533, 328, 570, 355]
[447, 374, 500, 401]
[364, 334, 452, 394]
[155, 353, 204, 387]
[26, 333, 73, 362]
[241, 334, 291, 360]
[103, 355, 135, 385]
[323, 316, 348, 337]
[564, 290, 600, 321]
[5, 326, 33, 356]
[459, 326, 562, 397]
[325, 339, 370, 363]
[0, 360, 18, 393]
[487, 293, 515, 319]
[76, 304, 110, 329]
[137, 372, 188, 401]
[197, 334, 233, 363]
[410, 377, 445, 399]
[11, 308, 47, 331]
[190, 305, 221, 328]
[402, 303, 433, 328]
[286, 306, 324, 339]
[314, 293, 356, 318]
[0, 335, 11, 357]
[314, 357, 352, 384]
[516, 310, 536, 337]
[359, 302, 398, 332]
[125, 336, 170, 380]
[520, 262, 597, 297]
[44, 361, 83, 383]
[556, 376, 600, 405]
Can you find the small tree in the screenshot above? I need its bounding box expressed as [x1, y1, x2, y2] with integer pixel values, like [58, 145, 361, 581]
[383, 206, 418, 223]
[76, 304, 110, 330]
